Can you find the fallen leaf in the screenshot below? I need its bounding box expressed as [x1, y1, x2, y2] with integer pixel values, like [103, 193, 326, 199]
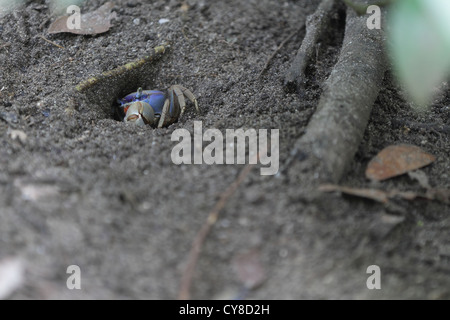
[0, 258, 24, 300]
[366, 144, 436, 181]
[319, 184, 390, 203]
[319, 184, 449, 204]
[48, 2, 116, 35]
[232, 249, 266, 290]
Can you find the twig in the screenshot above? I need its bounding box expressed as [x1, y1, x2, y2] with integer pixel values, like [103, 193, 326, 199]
[284, 0, 337, 92]
[258, 26, 304, 78]
[38, 35, 64, 49]
[75, 45, 167, 92]
[39, 16, 50, 30]
[178, 151, 264, 300]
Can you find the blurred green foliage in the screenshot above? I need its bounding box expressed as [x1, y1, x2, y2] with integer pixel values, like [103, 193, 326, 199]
[388, 0, 450, 110]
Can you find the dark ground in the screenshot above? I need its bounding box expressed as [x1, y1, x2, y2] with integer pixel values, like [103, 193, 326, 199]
[0, 0, 449, 299]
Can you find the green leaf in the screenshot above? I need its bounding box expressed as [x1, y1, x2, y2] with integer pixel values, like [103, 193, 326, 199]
[388, 0, 450, 109]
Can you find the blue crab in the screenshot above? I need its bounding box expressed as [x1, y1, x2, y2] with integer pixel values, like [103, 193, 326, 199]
[118, 85, 199, 127]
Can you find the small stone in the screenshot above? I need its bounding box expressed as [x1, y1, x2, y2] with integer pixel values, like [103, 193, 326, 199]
[0, 111, 19, 124]
[126, 1, 138, 7]
[65, 107, 76, 116]
[8, 129, 27, 144]
[0, 258, 24, 300]
[158, 18, 170, 24]
[133, 18, 140, 25]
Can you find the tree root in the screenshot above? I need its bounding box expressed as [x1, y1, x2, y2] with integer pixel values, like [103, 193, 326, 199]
[288, 3, 387, 184]
[284, 0, 338, 93]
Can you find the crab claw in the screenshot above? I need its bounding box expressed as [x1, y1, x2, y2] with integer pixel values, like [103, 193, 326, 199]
[124, 101, 155, 126]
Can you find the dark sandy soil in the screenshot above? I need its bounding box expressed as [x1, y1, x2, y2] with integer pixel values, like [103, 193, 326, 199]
[0, 0, 449, 299]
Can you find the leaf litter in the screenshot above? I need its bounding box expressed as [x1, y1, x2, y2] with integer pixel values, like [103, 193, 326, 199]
[319, 144, 449, 205]
[365, 144, 436, 181]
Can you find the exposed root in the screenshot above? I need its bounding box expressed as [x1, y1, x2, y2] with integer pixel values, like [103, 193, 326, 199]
[288, 3, 387, 183]
[284, 0, 337, 93]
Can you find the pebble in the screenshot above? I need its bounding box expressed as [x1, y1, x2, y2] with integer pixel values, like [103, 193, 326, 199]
[158, 18, 170, 24]
[8, 129, 27, 144]
[0, 111, 19, 124]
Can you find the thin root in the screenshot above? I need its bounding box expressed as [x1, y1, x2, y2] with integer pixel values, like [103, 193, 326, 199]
[178, 150, 264, 300]
[258, 26, 304, 78]
[38, 35, 64, 49]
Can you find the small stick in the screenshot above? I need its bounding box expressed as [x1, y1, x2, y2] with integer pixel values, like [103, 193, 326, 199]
[38, 35, 64, 49]
[75, 45, 167, 92]
[178, 150, 265, 300]
[288, 5, 387, 183]
[258, 26, 304, 78]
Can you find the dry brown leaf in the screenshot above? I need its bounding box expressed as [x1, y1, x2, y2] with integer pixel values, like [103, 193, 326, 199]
[366, 144, 436, 181]
[232, 249, 266, 290]
[319, 184, 390, 203]
[319, 184, 449, 204]
[48, 2, 116, 35]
